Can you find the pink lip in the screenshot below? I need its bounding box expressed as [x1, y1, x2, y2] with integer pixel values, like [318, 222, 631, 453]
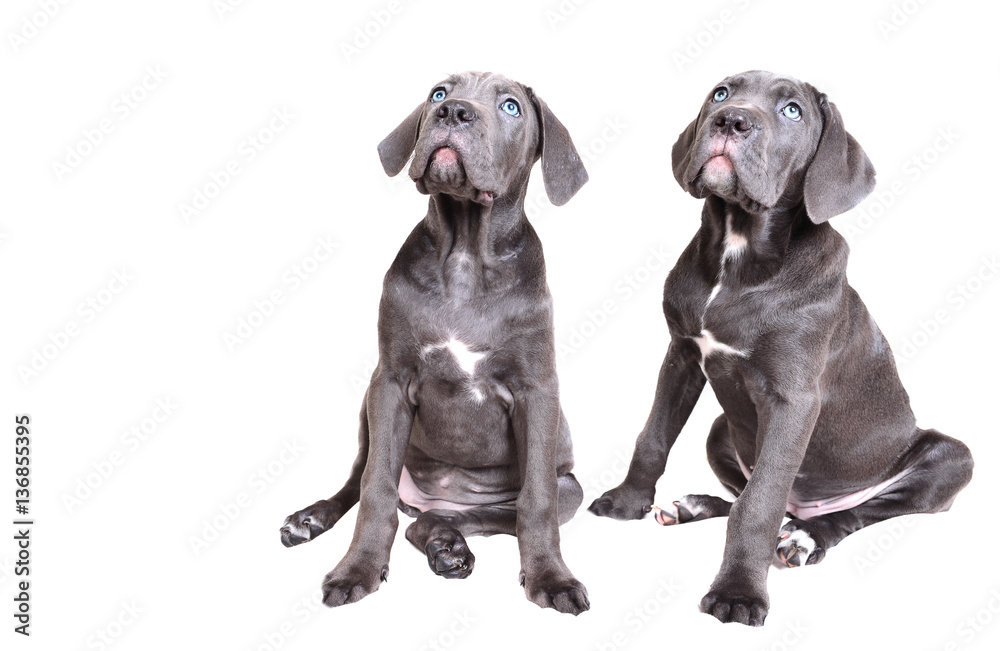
[432, 146, 459, 164]
[705, 153, 733, 169]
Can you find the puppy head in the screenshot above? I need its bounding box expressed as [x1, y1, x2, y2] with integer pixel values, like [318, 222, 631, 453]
[672, 70, 875, 222]
[377, 72, 588, 207]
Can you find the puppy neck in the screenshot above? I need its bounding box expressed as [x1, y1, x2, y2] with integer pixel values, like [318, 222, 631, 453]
[424, 185, 529, 270]
[701, 195, 809, 285]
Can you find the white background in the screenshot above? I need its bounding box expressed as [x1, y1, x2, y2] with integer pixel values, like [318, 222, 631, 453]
[3, 0, 999, 649]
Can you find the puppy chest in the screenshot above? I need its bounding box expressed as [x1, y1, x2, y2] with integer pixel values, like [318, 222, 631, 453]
[414, 337, 504, 406]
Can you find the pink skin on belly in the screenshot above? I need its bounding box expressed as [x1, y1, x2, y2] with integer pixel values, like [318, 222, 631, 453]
[397, 466, 473, 512]
[735, 453, 912, 519]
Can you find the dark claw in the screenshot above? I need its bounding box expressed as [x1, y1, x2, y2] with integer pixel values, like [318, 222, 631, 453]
[279, 526, 306, 548]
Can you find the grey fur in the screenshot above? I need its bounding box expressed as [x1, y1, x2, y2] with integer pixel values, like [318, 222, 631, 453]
[282, 72, 590, 615]
[590, 71, 972, 626]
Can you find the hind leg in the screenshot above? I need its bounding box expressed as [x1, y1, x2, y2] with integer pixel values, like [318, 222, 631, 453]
[654, 414, 747, 525]
[776, 429, 973, 567]
[280, 394, 370, 547]
[404, 473, 584, 578]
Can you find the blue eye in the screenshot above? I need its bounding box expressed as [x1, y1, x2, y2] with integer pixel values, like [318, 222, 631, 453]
[431, 88, 447, 103]
[501, 99, 520, 116]
[713, 88, 728, 102]
[782, 103, 802, 121]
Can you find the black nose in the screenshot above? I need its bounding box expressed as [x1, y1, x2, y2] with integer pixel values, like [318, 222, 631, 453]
[435, 100, 478, 127]
[713, 108, 756, 137]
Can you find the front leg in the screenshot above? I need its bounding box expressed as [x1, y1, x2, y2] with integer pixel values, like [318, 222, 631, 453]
[701, 391, 820, 626]
[322, 370, 414, 607]
[512, 386, 589, 615]
[589, 338, 705, 519]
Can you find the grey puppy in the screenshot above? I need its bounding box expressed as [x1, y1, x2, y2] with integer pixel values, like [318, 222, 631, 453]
[281, 72, 591, 615]
[589, 71, 973, 626]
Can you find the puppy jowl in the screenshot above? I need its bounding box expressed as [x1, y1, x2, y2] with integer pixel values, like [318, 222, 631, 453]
[280, 72, 592, 614]
[590, 70, 973, 626]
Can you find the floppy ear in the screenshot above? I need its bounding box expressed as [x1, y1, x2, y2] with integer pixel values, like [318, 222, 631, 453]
[671, 117, 700, 190]
[377, 103, 423, 177]
[803, 96, 876, 224]
[530, 92, 588, 206]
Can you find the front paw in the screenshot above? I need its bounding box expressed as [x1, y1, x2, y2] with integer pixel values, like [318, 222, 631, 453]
[588, 484, 653, 521]
[521, 569, 590, 615]
[280, 499, 345, 548]
[700, 585, 768, 626]
[321, 561, 388, 607]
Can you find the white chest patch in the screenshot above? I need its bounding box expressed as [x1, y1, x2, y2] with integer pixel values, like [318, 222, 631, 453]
[705, 283, 723, 309]
[693, 329, 748, 373]
[423, 338, 485, 376]
[722, 210, 747, 262]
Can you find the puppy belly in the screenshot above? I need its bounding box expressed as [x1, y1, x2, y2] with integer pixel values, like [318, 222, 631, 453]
[398, 466, 474, 512]
[785, 469, 912, 519]
[735, 451, 913, 519]
[397, 465, 518, 513]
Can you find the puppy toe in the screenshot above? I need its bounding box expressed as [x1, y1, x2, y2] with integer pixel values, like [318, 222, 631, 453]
[775, 520, 825, 567]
